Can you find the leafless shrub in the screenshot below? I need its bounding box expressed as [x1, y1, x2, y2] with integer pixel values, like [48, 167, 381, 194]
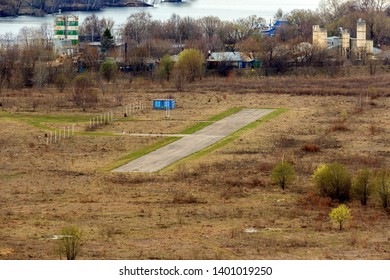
[276, 135, 298, 148]
[335, 154, 382, 169]
[230, 227, 242, 238]
[369, 124, 382, 135]
[175, 165, 191, 180]
[101, 225, 124, 238]
[72, 74, 97, 110]
[172, 192, 203, 204]
[329, 120, 349, 132]
[79, 195, 98, 203]
[301, 144, 321, 153]
[54, 73, 69, 93]
[299, 191, 332, 211]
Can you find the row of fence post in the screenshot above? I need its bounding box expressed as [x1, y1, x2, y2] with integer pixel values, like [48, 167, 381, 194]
[124, 101, 147, 117]
[90, 111, 114, 129]
[47, 125, 75, 145]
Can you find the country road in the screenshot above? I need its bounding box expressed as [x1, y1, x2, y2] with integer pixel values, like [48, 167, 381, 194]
[112, 108, 274, 173]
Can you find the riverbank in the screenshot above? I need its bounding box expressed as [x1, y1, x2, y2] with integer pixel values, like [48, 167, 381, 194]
[0, 0, 152, 17]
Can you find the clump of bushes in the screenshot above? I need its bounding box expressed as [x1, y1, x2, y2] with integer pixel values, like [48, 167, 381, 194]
[352, 169, 373, 206]
[313, 162, 351, 202]
[376, 169, 390, 209]
[312, 163, 389, 210]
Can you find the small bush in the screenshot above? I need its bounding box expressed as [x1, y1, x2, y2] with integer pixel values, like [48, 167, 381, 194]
[369, 124, 382, 135]
[329, 121, 349, 132]
[375, 169, 390, 209]
[329, 204, 352, 231]
[172, 192, 201, 204]
[353, 169, 373, 206]
[313, 162, 352, 202]
[158, 54, 175, 81]
[53, 73, 69, 93]
[58, 225, 82, 260]
[302, 144, 320, 153]
[100, 59, 117, 83]
[271, 161, 296, 190]
[73, 74, 97, 110]
[300, 191, 332, 210]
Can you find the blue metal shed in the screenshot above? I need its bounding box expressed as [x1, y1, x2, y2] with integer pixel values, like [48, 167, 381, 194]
[153, 99, 176, 110]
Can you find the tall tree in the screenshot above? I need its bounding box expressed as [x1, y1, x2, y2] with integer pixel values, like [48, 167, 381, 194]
[100, 28, 114, 52]
[122, 11, 152, 45]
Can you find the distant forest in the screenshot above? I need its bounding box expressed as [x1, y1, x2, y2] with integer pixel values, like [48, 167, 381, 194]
[0, 0, 150, 16]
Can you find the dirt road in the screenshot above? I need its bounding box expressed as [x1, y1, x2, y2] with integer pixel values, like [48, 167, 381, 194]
[112, 109, 274, 172]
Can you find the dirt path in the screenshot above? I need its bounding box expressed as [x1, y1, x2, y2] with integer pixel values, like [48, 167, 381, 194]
[112, 109, 274, 172]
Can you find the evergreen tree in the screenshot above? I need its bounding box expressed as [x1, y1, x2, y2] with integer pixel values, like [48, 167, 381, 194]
[100, 28, 114, 52]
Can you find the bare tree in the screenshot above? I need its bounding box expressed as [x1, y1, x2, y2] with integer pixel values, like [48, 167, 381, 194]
[79, 14, 102, 42]
[122, 11, 152, 45]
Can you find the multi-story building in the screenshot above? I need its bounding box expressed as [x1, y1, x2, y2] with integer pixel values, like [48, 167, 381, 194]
[54, 13, 79, 55]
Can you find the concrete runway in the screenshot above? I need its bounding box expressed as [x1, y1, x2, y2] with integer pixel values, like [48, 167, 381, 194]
[112, 109, 274, 173]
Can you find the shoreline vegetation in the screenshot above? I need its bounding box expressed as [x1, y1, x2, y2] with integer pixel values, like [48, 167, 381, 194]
[0, 0, 155, 17]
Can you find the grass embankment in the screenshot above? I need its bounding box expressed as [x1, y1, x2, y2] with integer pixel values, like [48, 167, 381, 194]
[0, 111, 117, 136]
[0, 111, 89, 130]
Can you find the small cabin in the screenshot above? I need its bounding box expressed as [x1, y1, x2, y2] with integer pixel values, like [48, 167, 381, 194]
[153, 99, 176, 110]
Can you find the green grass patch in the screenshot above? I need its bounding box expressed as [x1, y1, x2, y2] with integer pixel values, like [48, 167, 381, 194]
[101, 137, 180, 172]
[0, 173, 24, 180]
[208, 107, 241, 122]
[164, 108, 287, 172]
[0, 111, 90, 130]
[179, 107, 241, 134]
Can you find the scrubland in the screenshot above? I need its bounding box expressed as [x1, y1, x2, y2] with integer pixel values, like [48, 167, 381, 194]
[0, 71, 389, 259]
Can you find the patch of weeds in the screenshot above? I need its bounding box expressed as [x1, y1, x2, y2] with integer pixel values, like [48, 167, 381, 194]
[172, 192, 204, 204]
[276, 135, 298, 148]
[301, 144, 321, 153]
[329, 120, 349, 132]
[369, 124, 382, 135]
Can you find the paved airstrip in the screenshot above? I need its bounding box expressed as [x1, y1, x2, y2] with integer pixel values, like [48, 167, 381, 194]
[112, 108, 274, 173]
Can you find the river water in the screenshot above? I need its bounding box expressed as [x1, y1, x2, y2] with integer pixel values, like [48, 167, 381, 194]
[0, 0, 320, 36]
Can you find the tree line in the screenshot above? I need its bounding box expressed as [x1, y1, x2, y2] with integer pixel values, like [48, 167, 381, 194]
[1, 0, 390, 92]
[0, 0, 148, 16]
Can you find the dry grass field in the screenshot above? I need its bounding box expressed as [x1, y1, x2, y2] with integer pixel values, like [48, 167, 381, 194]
[0, 71, 389, 260]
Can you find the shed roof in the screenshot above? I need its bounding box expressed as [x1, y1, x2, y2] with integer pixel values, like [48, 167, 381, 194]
[207, 52, 253, 62]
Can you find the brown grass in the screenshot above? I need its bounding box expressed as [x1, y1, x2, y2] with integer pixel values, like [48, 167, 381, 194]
[0, 73, 389, 260]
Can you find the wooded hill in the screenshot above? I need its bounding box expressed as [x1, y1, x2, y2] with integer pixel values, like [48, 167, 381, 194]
[0, 0, 151, 17]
